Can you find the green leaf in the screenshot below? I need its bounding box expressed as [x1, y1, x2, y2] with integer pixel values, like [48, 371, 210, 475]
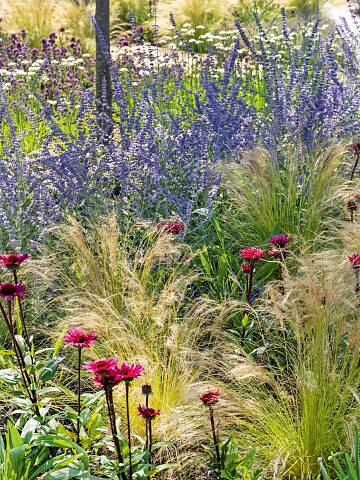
[242, 314, 249, 328]
[0, 369, 22, 385]
[39, 357, 64, 382]
[10, 444, 27, 474]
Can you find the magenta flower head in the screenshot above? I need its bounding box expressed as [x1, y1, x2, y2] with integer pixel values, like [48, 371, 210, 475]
[241, 262, 252, 273]
[269, 247, 290, 259]
[0, 283, 26, 301]
[0, 253, 29, 270]
[84, 358, 121, 390]
[142, 384, 152, 396]
[138, 405, 160, 419]
[347, 194, 360, 212]
[349, 143, 360, 155]
[348, 253, 360, 268]
[270, 234, 291, 248]
[240, 247, 264, 262]
[64, 327, 97, 348]
[157, 222, 183, 234]
[199, 390, 221, 406]
[84, 357, 119, 374]
[118, 362, 144, 382]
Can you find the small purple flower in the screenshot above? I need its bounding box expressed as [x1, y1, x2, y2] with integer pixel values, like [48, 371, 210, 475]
[270, 234, 291, 248]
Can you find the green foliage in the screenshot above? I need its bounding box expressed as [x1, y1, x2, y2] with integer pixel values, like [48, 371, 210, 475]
[221, 145, 348, 253]
[319, 430, 360, 480]
[0, 421, 101, 480]
[234, 0, 279, 25]
[206, 438, 261, 479]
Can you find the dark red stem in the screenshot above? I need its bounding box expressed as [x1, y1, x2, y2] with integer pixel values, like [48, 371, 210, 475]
[125, 382, 133, 480]
[209, 405, 221, 480]
[76, 346, 82, 444]
[105, 388, 127, 480]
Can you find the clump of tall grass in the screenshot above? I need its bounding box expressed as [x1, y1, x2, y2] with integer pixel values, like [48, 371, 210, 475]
[168, 0, 234, 32]
[3, 0, 58, 46]
[220, 144, 356, 253]
[33, 215, 226, 452]
[208, 219, 360, 478]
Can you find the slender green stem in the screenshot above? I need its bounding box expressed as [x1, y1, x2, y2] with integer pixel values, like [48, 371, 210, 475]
[76, 346, 82, 444]
[125, 382, 133, 480]
[209, 406, 221, 480]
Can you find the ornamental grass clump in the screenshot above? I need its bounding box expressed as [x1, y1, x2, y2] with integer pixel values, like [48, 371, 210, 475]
[34, 214, 220, 443]
[221, 144, 349, 252]
[210, 233, 360, 478]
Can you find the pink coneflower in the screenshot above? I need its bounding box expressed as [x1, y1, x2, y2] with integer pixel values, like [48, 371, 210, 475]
[199, 390, 221, 406]
[241, 262, 252, 273]
[240, 247, 265, 262]
[137, 405, 160, 419]
[85, 359, 126, 479]
[269, 247, 290, 259]
[64, 327, 97, 348]
[118, 362, 144, 382]
[270, 233, 291, 248]
[0, 282, 26, 300]
[84, 357, 119, 374]
[92, 371, 122, 389]
[157, 222, 183, 234]
[84, 358, 122, 389]
[0, 253, 29, 270]
[348, 253, 360, 267]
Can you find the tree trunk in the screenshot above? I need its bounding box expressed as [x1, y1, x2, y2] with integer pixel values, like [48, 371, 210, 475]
[95, 0, 112, 129]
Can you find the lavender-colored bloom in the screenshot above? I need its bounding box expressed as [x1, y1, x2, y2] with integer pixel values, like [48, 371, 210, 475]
[0, 12, 359, 249]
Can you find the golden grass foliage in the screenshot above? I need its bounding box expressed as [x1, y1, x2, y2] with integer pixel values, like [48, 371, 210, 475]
[2, 0, 95, 49]
[220, 143, 357, 251]
[33, 215, 228, 473]
[31, 170, 359, 478]
[207, 216, 360, 478]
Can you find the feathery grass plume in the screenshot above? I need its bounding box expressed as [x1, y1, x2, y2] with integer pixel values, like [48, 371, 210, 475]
[111, 0, 150, 37]
[207, 239, 360, 478]
[169, 0, 233, 32]
[57, 0, 96, 53]
[221, 143, 348, 253]
[32, 214, 227, 465]
[2, 0, 58, 47]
